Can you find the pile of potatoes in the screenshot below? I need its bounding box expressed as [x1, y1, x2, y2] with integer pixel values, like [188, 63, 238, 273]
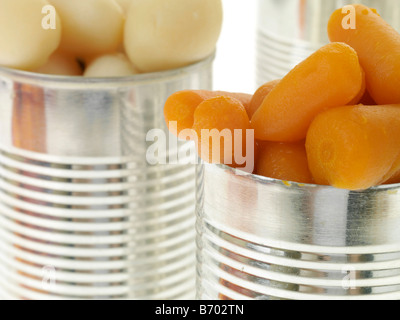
[0, 0, 223, 77]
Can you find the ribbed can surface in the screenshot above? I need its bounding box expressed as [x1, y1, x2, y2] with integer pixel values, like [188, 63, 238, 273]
[256, 0, 400, 85]
[0, 56, 213, 300]
[196, 164, 400, 300]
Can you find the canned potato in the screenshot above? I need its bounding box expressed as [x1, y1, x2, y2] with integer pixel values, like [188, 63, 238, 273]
[0, 0, 61, 70]
[84, 53, 139, 77]
[124, 0, 223, 72]
[50, 0, 124, 57]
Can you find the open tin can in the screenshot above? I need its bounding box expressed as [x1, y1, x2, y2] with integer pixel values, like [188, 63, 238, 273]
[0, 55, 214, 300]
[196, 163, 400, 300]
[256, 0, 400, 85]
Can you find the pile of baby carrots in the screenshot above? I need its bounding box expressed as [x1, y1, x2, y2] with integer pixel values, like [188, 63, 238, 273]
[164, 4, 400, 191]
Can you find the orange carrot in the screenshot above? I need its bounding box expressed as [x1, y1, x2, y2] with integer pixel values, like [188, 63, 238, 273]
[384, 170, 400, 185]
[251, 42, 363, 142]
[192, 96, 252, 168]
[255, 141, 313, 184]
[248, 79, 280, 118]
[164, 90, 252, 137]
[348, 67, 366, 105]
[214, 91, 252, 113]
[164, 90, 205, 138]
[306, 104, 400, 190]
[328, 4, 400, 105]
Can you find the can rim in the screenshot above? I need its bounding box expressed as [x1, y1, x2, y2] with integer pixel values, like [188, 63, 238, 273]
[202, 163, 400, 253]
[213, 163, 400, 192]
[0, 52, 216, 88]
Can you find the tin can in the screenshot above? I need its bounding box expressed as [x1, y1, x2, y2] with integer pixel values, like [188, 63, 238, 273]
[196, 163, 400, 300]
[0, 55, 214, 300]
[256, 0, 400, 85]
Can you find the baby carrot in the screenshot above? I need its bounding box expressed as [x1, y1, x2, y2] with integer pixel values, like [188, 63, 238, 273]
[251, 42, 363, 142]
[214, 91, 252, 113]
[328, 4, 400, 105]
[248, 79, 280, 119]
[164, 90, 252, 137]
[384, 171, 400, 185]
[306, 104, 400, 190]
[164, 90, 206, 137]
[348, 68, 366, 105]
[255, 141, 313, 184]
[192, 96, 252, 168]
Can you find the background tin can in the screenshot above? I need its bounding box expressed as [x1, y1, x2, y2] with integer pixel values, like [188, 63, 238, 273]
[196, 163, 400, 300]
[0, 55, 214, 300]
[256, 0, 400, 85]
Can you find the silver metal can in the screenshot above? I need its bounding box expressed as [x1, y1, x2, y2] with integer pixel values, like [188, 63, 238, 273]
[256, 0, 400, 85]
[0, 55, 214, 300]
[196, 163, 400, 300]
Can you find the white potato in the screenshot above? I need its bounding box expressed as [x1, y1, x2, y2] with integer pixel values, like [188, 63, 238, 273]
[50, 0, 124, 57]
[115, 0, 132, 14]
[124, 0, 223, 72]
[36, 51, 82, 76]
[0, 0, 62, 71]
[84, 53, 139, 77]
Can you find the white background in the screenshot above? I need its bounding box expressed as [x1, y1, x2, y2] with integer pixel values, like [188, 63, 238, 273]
[213, 0, 258, 95]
